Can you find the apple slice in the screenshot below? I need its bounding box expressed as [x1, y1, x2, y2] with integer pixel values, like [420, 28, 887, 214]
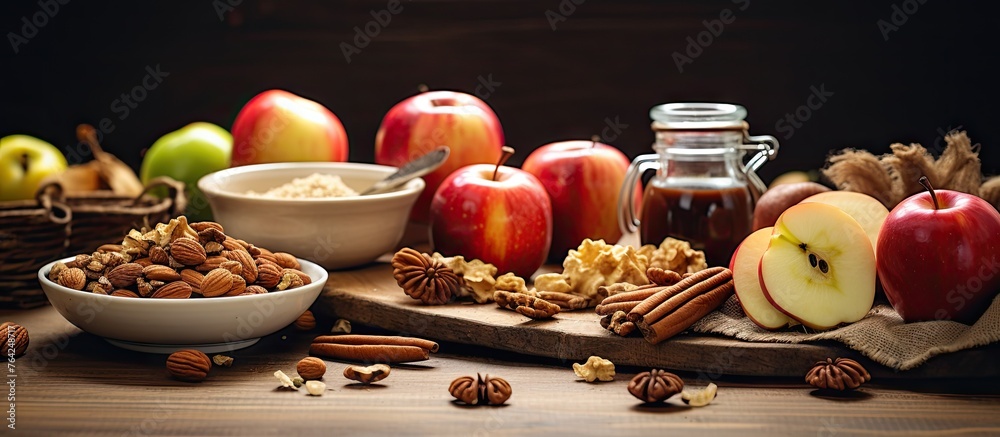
[730, 227, 795, 330]
[800, 191, 888, 253]
[759, 203, 876, 330]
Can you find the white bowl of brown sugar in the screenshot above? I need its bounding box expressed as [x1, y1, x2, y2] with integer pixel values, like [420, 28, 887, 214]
[198, 162, 425, 270]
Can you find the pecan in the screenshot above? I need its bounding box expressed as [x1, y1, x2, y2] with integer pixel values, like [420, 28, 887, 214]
[626, 267, 733, 345]
[166, 349, 211, 382]
[391, 248, 460, 305]
[0, 322, 29, 358]
[493, 290, 561, 319]
[628, 369, 684, 403]
[535, 291, 589, 310]
[170, 237, 207, 266]
[310, 335, 438, 364]
[343, 364, 390, 384]
[296, 357, 327, 380]
[151, 281, 193, 299]
[449, 374, 511, 406]
[600, 311, 636, 337]
[805, 358, 870, 391]
[143, 264, 181, 282]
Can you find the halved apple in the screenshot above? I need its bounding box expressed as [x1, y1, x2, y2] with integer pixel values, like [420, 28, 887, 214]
[800, 191, 888, 253]
[730, 227, 795, 330]
[759, 203, 876, 330]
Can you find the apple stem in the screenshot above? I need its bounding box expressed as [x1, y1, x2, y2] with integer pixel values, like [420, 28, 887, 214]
[918, 176, 939, 210]
[590, 135, 601, 148]
[493, 146, 515, 181]
[76, 124, 105, 155]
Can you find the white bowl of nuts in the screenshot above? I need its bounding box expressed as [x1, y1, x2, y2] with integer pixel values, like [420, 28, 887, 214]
[36, 217, 328, 354]
[198, 162, 425, 270]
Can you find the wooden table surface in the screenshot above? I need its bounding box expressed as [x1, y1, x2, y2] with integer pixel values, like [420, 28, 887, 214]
[4, 304, 999, 436]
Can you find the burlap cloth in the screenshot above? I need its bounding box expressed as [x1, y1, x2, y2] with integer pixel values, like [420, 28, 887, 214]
[690, 293, 1000, 371]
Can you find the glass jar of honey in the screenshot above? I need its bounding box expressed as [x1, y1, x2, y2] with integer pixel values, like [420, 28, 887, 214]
[619, 102, 779, 266]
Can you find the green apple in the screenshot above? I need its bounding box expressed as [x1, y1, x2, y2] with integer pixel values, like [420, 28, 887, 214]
[140, 122, 232, 220]
[0, 135, 68, 201]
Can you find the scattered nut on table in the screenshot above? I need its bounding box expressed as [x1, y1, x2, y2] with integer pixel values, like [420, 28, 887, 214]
[331, 319, 352, 334]
[0, 322, 29, 358]
[573, 356, 615, 382]
[448, 374, 512, 406]
[274, 370, 297, 389]
[166, 349, 211, 382]
[681, 383, 718, 407]
[305, 380, 326, 396]
[805, 357, 870, 391]
[212, 354, 234, 367]
[296, 357, 327, 380]
[627, 369, 684, 403]
[344, 364, 391, 384]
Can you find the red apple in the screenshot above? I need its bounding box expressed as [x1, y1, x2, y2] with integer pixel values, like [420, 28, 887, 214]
[230, 89, 348, 166]
[876, 177, 1000, 324]
[375, 90, 504, 223]
[522, 139, 631, 262]
[430, 147, 552, 278]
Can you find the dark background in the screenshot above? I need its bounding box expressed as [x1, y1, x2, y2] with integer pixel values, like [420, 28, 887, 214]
[3, 0, 999, 184]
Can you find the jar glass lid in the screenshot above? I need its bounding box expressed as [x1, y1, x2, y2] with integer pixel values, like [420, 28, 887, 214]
[650, 102, 747, 130]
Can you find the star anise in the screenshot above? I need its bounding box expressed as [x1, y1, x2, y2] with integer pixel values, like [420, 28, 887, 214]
[391, 248, 460, 305]
[805, 357, 870, 391]
[627, 369, 684, 403]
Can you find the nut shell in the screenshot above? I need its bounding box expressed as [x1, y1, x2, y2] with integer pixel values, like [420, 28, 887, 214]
[628, 369, 684, 403]
[1, 322, 29, 357]
[166, 349, 211, 382]
[296, 357, 327, 380]
[805, 358, 870, 391]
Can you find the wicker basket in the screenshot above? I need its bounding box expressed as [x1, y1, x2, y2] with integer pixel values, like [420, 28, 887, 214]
[0, 177, 186, 308]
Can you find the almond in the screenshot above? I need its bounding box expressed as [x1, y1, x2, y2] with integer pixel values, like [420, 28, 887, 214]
[274, 253, 300, 270]
[180, 269, 204, 293]
[132, 257, 153, 268]
[143, 264, 182, 282]
[166, 349, 211, 382]
[105, 263, 143, 289]
[226, 249, 258, 284]
[190, 221, 224, 234]
[296, 357, 326, 380]
[111, 289, 140, 298]
[151, 281, 193, 299]
[149, 246, 170, 265]
[195, 256, 227, 272]
[219, 260, 242, 276]
[243, 285, 268, 295]
[255, 262, 282, 289]
[255, 252, 279, 265]
[58, 268, 87, 290]
[222, 237, 249, 253]
[225, 275, 247, 296]
[200, 268, 234, 297]
[170, 237, 207, 266]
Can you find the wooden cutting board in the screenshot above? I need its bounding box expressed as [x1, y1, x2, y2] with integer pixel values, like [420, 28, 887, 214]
[317, 263, 1000, 379]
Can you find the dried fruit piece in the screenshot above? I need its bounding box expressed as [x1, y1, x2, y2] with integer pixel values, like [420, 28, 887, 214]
[343, 364, 391, 384]
[572, 356, 615, 382]
[681, 383, 718, 407]
[1, 322, 29, 357]
[166, 349, 211, 382]
[627, 369, 684, 403]
[296, 357, 327, 380]
[805, 358, 870, 391]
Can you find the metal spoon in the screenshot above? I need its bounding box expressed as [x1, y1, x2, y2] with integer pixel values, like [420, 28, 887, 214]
[361, 146, 450, 195]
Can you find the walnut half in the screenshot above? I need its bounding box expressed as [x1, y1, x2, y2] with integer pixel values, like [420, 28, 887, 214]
[572, 356, 615, 382]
